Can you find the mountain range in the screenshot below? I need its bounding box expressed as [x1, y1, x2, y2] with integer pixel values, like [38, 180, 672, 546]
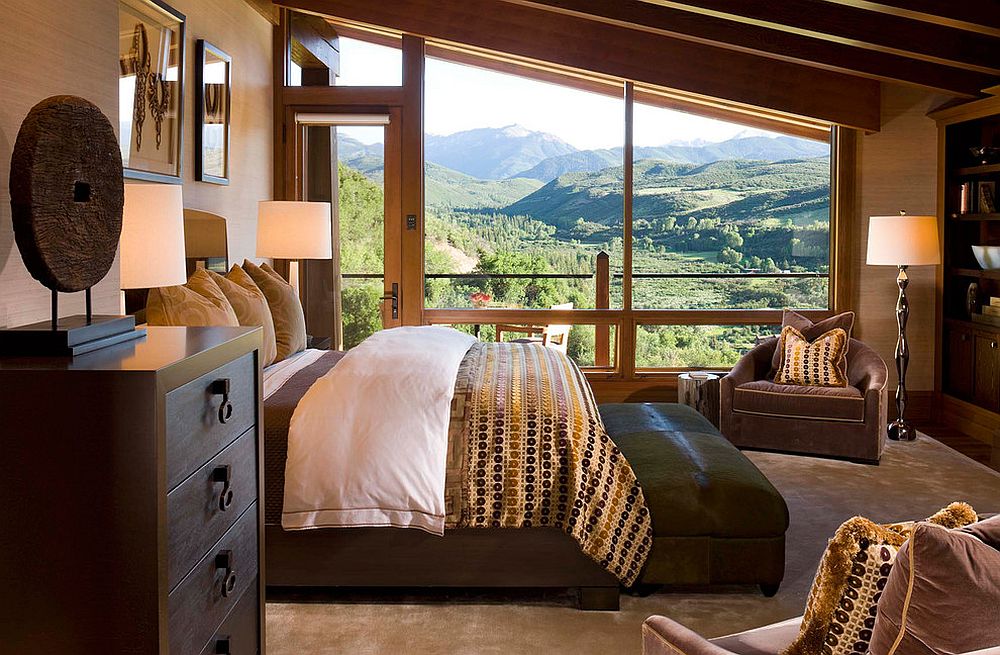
[338, 125, 829, 184]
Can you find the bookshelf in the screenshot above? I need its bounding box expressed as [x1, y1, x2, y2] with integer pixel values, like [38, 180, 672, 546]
[934, 97, 1000, 434]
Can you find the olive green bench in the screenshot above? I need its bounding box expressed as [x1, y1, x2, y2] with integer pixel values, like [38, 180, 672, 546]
[601, 403, 789, 596]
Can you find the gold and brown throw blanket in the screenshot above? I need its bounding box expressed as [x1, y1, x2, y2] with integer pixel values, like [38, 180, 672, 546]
[446, 342, 652, 585]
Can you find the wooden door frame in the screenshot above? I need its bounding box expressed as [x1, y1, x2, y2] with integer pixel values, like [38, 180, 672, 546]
[284, 105, 404, 330]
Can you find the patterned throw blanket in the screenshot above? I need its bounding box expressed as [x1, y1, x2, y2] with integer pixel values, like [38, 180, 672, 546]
[445, 342, 652, 585]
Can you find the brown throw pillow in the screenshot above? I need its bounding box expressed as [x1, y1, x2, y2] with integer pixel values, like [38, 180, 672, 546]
[208, 266, 279, 367]
[774, 326, 850, 387]
[146, 268, 239, 328]
[869, 520, 1000, 655]
[771, 309, 855, 378]
[243, 260, 306, 363]
[961, 513, 1000, 550]
[783, 502, 978, 655]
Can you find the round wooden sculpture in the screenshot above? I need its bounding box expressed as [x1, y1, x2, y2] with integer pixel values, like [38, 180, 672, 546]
[9, 95, 124, 293]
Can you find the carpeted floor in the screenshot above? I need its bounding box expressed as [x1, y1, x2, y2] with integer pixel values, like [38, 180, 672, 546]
[266, 435, 1000, 654]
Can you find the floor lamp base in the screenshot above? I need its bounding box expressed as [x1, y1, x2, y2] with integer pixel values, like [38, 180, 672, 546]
[887, 418, 916, 442]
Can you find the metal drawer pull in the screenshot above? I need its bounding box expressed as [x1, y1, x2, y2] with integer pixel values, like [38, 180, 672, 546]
[211, 379, 233, 424]
[215, 550, 238, 597]
[212, 465, 234, 511]
[214, 637, 232, 654]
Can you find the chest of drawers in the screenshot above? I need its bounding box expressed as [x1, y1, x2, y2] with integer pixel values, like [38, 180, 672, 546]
[0, 326, 264, 654]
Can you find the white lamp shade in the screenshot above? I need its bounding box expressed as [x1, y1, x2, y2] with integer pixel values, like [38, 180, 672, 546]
[256, 201, 333, 259]
[120, 183, 188, 289]
[866, 215, 941, 266]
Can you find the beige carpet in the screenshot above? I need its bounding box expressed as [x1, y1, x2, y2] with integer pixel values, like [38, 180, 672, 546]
[266, 435, 1000, 654]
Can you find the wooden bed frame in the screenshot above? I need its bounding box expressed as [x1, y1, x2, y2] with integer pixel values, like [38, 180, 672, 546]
[265, 525, 622, 610]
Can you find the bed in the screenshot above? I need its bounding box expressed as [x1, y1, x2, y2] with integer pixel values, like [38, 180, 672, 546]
[262, 327, 789, 610]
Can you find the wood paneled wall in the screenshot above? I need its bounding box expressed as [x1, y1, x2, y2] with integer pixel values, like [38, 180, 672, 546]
[0, 0, 120, 327]
[855, 85, 953, 392]
[0, 0, 272, 329]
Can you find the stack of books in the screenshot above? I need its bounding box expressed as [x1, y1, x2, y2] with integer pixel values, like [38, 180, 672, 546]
[974, 297, 1000, 327]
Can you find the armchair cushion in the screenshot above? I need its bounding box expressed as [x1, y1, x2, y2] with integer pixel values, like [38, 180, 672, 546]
[770, 309, 855, 378]
[642, 616, 801, 655]
[733, 380, 864, 423]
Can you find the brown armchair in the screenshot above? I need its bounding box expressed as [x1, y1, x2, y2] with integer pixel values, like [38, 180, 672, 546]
[720, 337, 888, 463]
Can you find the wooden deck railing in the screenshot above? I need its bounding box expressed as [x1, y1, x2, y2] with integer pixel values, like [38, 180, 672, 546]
[343, 251, 826, 367]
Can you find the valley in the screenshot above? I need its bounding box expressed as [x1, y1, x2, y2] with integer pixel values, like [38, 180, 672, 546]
[337, 125, 831, 366]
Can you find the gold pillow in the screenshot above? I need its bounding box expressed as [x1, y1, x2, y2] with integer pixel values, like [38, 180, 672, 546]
[243, 260, 306, 363]
[783, 503, 978, 655]
[775, 325, 849, 387]
[208, 267, 279, 367]
[146, 268, 239, 327]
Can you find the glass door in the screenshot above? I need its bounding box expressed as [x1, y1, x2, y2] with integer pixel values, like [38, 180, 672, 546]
[292, 110, 402, 349]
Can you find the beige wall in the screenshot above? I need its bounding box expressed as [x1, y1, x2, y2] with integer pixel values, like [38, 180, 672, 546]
[854, 84, 951, 391]
[0, 0, 272, 328]
[0, 0, 120, 327]
[169, 0, 273, 266]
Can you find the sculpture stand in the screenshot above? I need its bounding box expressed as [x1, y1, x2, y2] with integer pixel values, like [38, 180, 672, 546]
[0, 288, 144, 357]
[887, 265, 915, 441]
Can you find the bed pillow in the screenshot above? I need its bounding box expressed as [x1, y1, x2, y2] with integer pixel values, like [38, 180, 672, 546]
[146, 268, 240, 328]
[243, 260, 306, 363]
[208, 266, 279, 367]
[782, 502, 978, 655]
[774, 325, 850, 387]
[869, 518, 1000, 655]
[771, 309, 855, 378]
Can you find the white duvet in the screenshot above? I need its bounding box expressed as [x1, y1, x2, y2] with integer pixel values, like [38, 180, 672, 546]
[281, 326, 477, 535]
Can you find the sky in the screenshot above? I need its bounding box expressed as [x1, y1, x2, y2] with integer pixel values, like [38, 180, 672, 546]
[332, 37, 779, 150]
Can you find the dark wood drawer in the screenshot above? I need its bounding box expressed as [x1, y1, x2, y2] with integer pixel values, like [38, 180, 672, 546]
[198, 578, 260, 655]
[168, 429, 259, 590]
[166, 353, 256, 490]
[169, 503, 259, 655]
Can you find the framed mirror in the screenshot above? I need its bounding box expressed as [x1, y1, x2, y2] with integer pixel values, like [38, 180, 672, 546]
[195, 40, 232, 185]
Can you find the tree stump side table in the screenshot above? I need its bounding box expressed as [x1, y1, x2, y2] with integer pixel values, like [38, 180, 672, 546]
[678, 372, 721, 428]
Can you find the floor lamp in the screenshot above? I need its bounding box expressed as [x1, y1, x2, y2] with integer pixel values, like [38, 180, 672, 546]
[866, 212, 940, 441]
[256, 201, 333, 298]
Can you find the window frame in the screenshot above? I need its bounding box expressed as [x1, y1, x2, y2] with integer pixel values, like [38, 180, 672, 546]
[275, 16, 856, 384]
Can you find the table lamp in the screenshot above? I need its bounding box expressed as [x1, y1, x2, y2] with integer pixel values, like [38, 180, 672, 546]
[866, 212, 940, 441]
[120, 183, 189, 312]
[255, 201, 333, 296]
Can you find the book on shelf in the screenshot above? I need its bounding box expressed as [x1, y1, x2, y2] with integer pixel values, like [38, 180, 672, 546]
[960, 182, 972, 214]
[973, 312, 1000, 328]
[979, 181, 997, 214]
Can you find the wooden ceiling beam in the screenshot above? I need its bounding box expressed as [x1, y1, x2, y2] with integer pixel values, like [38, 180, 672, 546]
[821, 0, 1000, 35]
[279, 0, 881, 131]
[642, 0, 1000, 74]
[503, 0, 994, 96]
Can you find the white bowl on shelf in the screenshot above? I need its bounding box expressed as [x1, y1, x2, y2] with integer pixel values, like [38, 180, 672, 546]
[973, 245, 1000, 270]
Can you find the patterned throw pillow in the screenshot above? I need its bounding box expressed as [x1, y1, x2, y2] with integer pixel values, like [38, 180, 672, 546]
[208, 266, 279, 367]
[782, 502, 979, 655]
[775, 325, 849, 387]
[770, 309, 855, 378]
[146, 268, 239, 328]
[243, 260, 307, 364]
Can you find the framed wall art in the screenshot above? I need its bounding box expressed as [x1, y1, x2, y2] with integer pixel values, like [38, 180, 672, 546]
[118, 0, 185, 183]
[195, 40, 232, 185]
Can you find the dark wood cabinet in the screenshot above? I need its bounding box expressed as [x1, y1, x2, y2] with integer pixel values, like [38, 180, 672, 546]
[0, 326, 264, 654]
[934, 99, 1000, 438]
[974, 333, 1000, 412]
[945, 325, 975, 400]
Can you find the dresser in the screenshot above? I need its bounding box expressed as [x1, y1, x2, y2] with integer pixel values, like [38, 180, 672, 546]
[0, 326, 264, 654]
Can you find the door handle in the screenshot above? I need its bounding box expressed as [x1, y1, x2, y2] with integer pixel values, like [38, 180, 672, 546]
[380, 282, 399, 320]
